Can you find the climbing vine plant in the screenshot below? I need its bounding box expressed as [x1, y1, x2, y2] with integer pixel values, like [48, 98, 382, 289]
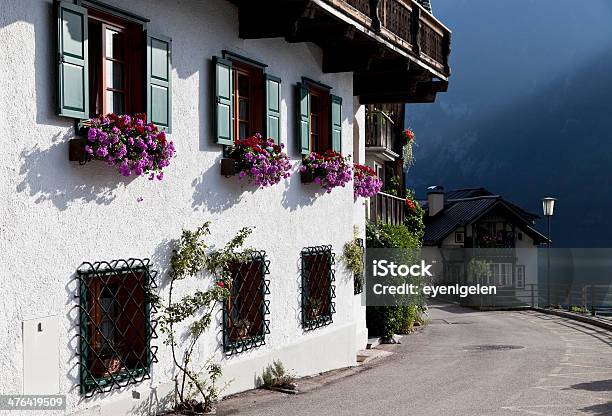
[155, 222, 254, 414]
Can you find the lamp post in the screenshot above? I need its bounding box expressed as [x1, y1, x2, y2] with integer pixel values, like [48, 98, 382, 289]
[542, 197, 556, 307]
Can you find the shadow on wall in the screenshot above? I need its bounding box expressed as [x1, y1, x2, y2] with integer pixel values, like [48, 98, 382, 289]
[65, 273, 82, 399]
[191, 155, 256, 213]
[281, 169, 318, 211]
[16, 132, 137, 210]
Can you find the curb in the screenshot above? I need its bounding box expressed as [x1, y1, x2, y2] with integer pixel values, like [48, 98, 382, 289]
[429, 299, 612, 332]
[531, 307, 612, 332]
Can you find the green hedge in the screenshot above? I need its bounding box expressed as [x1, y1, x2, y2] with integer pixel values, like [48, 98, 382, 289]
[366, 204, 426, 340]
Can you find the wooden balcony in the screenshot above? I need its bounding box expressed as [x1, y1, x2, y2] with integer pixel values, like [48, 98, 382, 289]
[366, 109, 395, 148]
[368, 191, 406, 225]
[329, 0, 450, 77]
[365, 108, 400, 161]
[229, 0, 451, 104]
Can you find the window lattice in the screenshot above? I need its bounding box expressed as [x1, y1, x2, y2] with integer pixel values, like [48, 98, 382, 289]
[76, 258, 158, 396]
[301, 246, 336, 330]
[223, 251, 271, 355]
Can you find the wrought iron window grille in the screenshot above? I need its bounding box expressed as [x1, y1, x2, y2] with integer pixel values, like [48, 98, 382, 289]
[223, 251, 271, 355]
[75, 258, 158, 396]
[301, 245, 336, 330]
[354, 238, 365, 295]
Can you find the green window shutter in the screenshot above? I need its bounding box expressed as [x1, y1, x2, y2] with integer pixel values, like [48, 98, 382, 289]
[265, 75, 281, 144]
[297, 83, 310, 155]
[56, 1, 89, 119]
[331, 95, 342, 153]
[213, 57, 233, 145]
[146, 33, 172, 133]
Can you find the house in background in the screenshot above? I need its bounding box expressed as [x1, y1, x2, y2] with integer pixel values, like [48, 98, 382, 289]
[420, 186, 548, 308]
[0, 0, 450, 414]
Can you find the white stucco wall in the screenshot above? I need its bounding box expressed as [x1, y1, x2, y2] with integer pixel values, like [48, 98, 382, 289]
[0, 0, 367, 414]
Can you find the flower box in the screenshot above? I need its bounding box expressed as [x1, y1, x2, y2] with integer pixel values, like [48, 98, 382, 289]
[220, 158, 238, 176]
[68, 137, 88, 163]
[353, 164, 382, 198]
[300, 169, 315, 183]
[222, 134, 291, 187]
[299, 151, 352, 193]
[70, 113, 175, 180]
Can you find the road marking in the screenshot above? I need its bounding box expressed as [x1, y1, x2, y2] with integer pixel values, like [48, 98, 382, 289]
[560, 363, 612, 369]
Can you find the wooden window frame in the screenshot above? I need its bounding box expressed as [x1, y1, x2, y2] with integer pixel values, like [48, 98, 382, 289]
[301, 246, 336, 331]
[223, 252, 270, 355]
[454, 231, 465, 244]
[230, 60, 264, 141]
[308, 86, 330, 153]
[87, 7, 145, 117]
[77, 259, 158, 396]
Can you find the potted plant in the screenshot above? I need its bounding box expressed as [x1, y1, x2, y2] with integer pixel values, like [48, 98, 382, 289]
[234, 318, 251, 340]
[306, 297, 323, 321]
[69, 113, 176, 180]
[90, 339, 125, 378]
[353, 164, 382, 198]
[299, 150, 352, 193]
[221, 134, 291, 187]
[402, 128, 415, 170]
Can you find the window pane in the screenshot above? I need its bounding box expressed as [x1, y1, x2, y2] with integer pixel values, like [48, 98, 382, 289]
[239, 99, 249, 120]
[239, 122, 248, 140]
[311, 115, 318, 132]
[105, 28, 124, 59]
[238, 74, 249, 97]
[106, 91, 124, 114]
[311, 95, 319, 112]
[106, 60, 124, 89]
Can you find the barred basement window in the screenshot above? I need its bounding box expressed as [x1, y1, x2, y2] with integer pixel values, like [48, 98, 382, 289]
[77, 259, 158, 396]
[223, 251, 270, 355]
[354, 238, 365, 295]
[301, 245, 336, 330]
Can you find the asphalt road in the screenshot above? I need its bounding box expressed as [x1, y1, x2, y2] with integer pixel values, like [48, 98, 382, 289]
[219, 302, 612, 416]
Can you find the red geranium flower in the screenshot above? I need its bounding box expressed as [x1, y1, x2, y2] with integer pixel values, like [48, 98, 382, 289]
[405, 198, 416, 211]
[404, 128, 415, 142]
[216, 281, 225, 288]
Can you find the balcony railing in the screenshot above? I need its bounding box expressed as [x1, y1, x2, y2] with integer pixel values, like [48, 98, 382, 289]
[368, 191, 406, 226]
[326, 0, 451, 77]
[365, 109, 395, 149]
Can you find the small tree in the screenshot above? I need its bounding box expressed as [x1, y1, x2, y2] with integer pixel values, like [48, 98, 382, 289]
[467, 259, 492, 284]
[156, 222, 253, 414]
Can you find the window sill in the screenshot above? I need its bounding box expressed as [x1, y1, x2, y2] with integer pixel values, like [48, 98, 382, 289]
[82, 367, 148, 391]
[224, 333, 266, 355]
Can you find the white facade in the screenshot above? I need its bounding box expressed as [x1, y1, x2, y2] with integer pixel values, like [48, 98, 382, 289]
[422, 215, 541, 302]
[0, 0, 368, 414]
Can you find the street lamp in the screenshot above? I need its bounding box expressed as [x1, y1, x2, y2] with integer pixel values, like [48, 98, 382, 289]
[542, 197, 556, 307]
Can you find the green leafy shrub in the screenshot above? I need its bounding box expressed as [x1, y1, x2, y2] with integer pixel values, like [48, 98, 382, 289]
[366, 194, 426, 340]
[569, 305, 588, 314]
[404, 190, 425, 240]
[156, 222, 254, 414]
[260, 360, 297, 390]
[342, 228, 365, 289]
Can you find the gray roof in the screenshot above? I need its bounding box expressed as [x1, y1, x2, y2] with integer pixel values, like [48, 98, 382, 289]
[445, 188, 493, 200]
[421, 189, 548, 245]
[423, 197, 498, 244]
